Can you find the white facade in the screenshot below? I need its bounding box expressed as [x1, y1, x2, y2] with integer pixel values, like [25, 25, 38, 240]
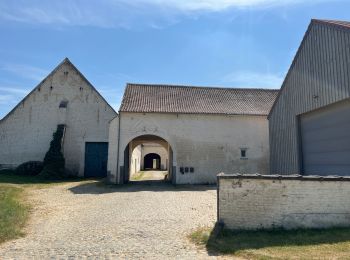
[0, 58, 117, 176]
[108, 112, 270, 184]
[130, 145, 141, 176]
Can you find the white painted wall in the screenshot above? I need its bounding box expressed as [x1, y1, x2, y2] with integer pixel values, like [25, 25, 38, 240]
[0, 60, 117, 176]
[218, 174, 350, 230]
[130, 145, 141, 176]
[107, 116, 119, 182]
[109, 112, 270, 184]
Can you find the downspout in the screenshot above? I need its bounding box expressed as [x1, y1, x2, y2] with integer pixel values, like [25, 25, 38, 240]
[116, 112, 121, 184]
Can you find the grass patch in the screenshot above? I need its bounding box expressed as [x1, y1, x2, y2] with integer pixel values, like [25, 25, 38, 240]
[190, 225, 350, 259]
[130, 171, 146, 181]
[0, 169, 88, 244]
[0, 185, 29, 244]
[0, 170, 84, 188]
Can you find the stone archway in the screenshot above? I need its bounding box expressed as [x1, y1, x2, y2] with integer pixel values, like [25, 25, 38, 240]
[122, 134, 175, 184]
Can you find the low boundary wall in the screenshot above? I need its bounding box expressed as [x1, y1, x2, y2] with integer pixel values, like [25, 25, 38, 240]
[217, 173, 350, 230]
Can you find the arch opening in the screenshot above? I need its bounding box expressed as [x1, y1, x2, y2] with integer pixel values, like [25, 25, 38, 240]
[144, 153, 161, 170]
[122, 134, 174, 184]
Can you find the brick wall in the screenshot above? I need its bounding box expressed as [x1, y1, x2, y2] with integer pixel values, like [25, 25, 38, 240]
[218, 174, 350, 230]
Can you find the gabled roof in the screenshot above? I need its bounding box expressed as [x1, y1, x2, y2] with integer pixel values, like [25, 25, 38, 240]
[0, 58, 117, 122]
[268, 19, 350, 118]
[120, 83, 279, 116]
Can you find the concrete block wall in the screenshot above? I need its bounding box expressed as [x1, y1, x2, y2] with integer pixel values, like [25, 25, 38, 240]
[218, 174, 350, 230]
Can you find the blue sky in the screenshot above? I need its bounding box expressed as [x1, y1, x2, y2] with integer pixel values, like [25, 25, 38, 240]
[0, 0, 350, 118]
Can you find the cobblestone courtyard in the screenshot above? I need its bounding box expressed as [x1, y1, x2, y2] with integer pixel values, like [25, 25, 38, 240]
[0, 181, 217, 259]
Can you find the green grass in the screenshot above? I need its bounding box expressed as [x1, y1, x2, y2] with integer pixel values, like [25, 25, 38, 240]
[0, 185, 29, 243]
[190, 225, 350, 259]
[0, 169, 86, 244]
[0, 169, 84, 188]
[130, 171, 146, 181]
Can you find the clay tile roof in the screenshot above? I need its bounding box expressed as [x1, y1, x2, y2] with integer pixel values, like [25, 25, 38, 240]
[120, 83, 279, 116]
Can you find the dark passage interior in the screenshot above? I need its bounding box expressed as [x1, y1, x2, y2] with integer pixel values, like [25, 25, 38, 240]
[144, 153, 161, 170]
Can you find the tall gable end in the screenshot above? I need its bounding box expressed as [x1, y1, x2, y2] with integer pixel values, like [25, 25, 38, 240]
[268, 19, 350, 118]
[0, 58, 117, 123]
[268, 19, 350, 174]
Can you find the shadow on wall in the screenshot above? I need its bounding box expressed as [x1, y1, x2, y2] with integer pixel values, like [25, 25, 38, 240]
[198, 223, 350, 255]
[68, 180, 216, 194]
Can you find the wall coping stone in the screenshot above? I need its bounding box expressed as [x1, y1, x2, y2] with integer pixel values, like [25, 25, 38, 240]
[217, 173, 350, 181]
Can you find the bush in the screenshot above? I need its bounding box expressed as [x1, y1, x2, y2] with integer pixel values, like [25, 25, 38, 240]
[15, 161, 43, 176]
[39, 124, 66, 179]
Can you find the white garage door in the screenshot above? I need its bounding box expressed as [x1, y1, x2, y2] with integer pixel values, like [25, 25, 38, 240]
[300, 99, 350, 176]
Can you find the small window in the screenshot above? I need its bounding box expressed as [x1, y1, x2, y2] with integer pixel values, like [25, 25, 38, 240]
[59, 100, 68, 108]
[240, 148, 247, 158]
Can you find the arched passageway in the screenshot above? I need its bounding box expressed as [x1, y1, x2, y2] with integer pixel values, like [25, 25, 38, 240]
[122, 135, 174, 184]
[144, 153, 161, 170]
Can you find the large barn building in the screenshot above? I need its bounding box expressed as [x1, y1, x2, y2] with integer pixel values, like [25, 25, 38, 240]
[0, 58, 117, 176]
[107, 84, 278, 184]
[0, 62, 279, 183]
[269, 19, 350, 176]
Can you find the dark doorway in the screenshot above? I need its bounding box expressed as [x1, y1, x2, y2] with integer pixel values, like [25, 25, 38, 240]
[84, 142, 108, 177]
[144, 153, 161, 170]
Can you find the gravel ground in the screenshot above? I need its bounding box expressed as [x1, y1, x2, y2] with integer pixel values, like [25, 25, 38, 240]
[0, 181, 218, 259]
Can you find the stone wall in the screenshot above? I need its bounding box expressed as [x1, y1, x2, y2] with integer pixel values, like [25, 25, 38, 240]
[110, 112, 270, 184]
[130, 145, 141, 176]
[0, 60, 117, 176]
[107, 117, 119, 182]
[218, 173, 350, 230]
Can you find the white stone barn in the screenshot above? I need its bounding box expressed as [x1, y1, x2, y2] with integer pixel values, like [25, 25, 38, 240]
[107, 84, 278, 184]
[0, 59, 278, 183]
[0, 58, 117, 177]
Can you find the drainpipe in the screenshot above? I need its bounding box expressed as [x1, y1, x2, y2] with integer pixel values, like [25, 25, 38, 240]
[116, 112, 121, 184]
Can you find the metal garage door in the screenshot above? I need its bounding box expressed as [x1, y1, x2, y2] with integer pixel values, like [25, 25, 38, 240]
[84, 142, 108, 177]
[300, 99, 350, 176]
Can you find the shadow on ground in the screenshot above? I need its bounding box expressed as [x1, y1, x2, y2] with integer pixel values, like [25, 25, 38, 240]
[195, 223, 350, 255]
[0, 171, 87, 185]
[68, 180, 216, 194]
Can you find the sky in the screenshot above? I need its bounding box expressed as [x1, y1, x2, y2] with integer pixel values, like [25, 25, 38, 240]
[0, 0, 350, 118]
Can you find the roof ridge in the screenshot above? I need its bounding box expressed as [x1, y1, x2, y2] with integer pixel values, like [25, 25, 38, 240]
[126, 83, 279, 92]
[121, 83, 279, 115]
[312, 19, 350, 29]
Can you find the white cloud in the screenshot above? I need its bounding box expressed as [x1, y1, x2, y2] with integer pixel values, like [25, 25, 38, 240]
[0, 0, 329, 28]
[0, 94, 19, 106]
[130, 0, 319, 11]
[0, 87, 30, 95]
[222, 71, 283, 88]
[0, 64, 48, 82]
